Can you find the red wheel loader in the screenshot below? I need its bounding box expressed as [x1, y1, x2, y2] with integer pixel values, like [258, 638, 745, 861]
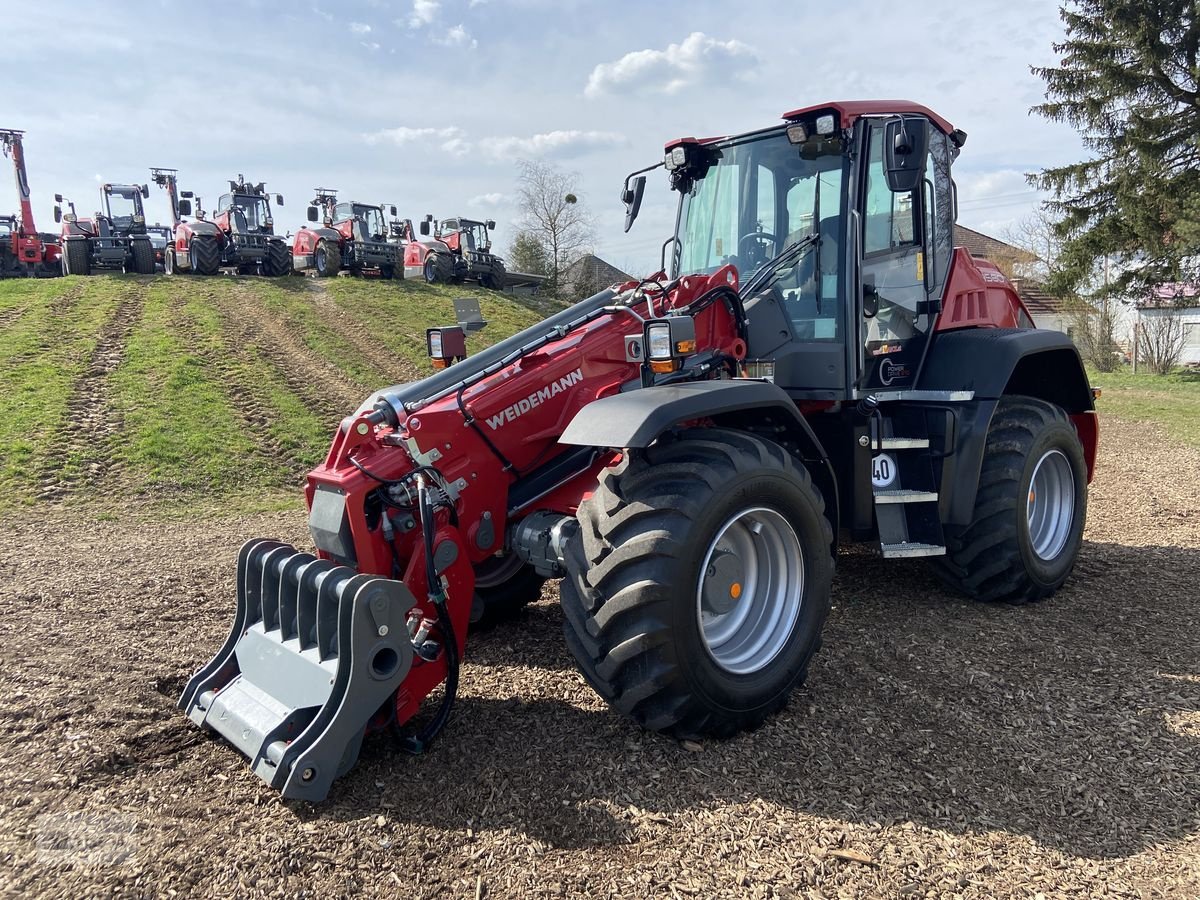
[211, 175, 291, 276]
[292, 189, 402, 278]
[0, 128, 60, 277]
[425, 216, 507, 289]
[180, 101, 1099, 802]
[54, 183, 157, 275]
[393, 214, 463, 284]
[150, 167, 224, 276]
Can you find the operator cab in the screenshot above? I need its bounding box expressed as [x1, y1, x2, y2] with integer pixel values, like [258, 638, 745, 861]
[336, 202, 387, 241]
[664, 103, 961, 401]
[101, 184, 148, 234]
[218, 192, 273, 233]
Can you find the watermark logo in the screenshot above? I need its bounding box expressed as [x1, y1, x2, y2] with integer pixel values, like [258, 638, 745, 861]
[35, 811, 138, 867]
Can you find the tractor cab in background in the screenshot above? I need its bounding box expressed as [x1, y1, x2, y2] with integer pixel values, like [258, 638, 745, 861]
[55, 182, 156, 275]
[422, 215, 507, 289]
[293, 191, 402, 279]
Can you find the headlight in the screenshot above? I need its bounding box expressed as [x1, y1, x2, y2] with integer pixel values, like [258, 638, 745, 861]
[133, 214, 145, 224]
[664, 145, 688, 171]
[815, 113, 836, 136]
[265, 217, 273, 227]
[64, 213, 77, 223]
[646, 322, 673, 360]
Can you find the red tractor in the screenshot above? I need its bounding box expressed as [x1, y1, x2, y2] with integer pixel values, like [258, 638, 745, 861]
[292, 190, 402, 279]
[391, 214, 462, 283]
[180, 101, 1098, 802]
[54, 183, 157, 275]
[150, 167, 223, 276]
[422, 215, 507, 289]
[210, 175, 291, 276]
[0, 128, 60, 277]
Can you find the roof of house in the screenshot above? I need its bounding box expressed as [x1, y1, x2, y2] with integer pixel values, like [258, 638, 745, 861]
[953, 224, 1036, 263]
[563, 253, 633, 290]
[1012, 280, 1069, 317]
[1138, 282, 1200, 309]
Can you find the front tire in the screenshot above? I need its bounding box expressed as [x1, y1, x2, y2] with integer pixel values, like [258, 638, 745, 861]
[63, 239, 90, 276]
[314, 240, 341, 277]
[131, 239, 155, 275]
[190, 236, 220, 275]
[560, 428, 834, 739]
[938, 396, 1088, 604]
[264, 240, 292, 277]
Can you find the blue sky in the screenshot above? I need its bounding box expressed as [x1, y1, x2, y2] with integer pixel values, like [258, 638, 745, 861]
[2, 0, 1080, 273]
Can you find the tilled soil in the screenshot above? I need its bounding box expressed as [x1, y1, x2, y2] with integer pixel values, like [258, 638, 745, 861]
[0, 417, 1197, 899]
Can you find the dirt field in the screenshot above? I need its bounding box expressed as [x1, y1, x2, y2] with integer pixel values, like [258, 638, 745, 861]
[1, 412, 1197, 899]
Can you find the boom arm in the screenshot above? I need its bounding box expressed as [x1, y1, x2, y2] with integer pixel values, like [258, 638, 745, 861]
[1, 129, 38, 235]
[150, 167, 181, 228]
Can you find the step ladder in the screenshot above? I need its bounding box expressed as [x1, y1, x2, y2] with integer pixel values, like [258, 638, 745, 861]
[868, 408, 947, 559]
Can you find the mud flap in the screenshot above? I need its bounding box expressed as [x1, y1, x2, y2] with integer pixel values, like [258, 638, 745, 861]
[179, 540, 416, 802]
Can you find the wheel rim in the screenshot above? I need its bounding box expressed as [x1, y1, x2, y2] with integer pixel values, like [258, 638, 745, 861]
[424, 258, 436, 282]
[316, 247, 326, 274]
[190, 244, 198, 272]
[1027, 449, 1075, 561]
[696, 507, 804, 675]
[474, 552, 524, 589]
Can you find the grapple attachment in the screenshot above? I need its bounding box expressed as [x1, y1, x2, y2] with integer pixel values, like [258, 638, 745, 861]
[179, 540, 417, 802]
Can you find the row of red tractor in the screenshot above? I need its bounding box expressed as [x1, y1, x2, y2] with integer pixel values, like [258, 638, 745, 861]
[0, 129, 507, 289]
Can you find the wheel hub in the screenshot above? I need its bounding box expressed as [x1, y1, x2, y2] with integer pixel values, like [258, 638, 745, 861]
[1026, 449, 1075, 561]
[696, 507, 804, 675]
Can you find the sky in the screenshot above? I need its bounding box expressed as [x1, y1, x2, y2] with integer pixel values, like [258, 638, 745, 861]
[1, 0, 1082, 275]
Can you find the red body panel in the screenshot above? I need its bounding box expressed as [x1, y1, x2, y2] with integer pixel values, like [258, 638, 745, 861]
[781, 100, 956, 136]
[303, 268, 745, 728]
[935, 249, 1033, 331]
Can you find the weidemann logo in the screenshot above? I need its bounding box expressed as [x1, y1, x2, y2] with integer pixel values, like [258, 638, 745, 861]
[486, 368, 583, 430]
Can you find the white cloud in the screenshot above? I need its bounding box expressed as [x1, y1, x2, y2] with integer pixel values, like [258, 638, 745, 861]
[311, 6, 333, 22]
[406, 0, 439, 28]
[440, 136, 470, 156]
[436, 24, 477, 49]
[365, 125, 464, 147]
[349, 22, 372, 35]
[469, 192, 508, 206]
[486, 129, 625, 160]
[584, 32, 757, 98]
[361, 41, 381, 51]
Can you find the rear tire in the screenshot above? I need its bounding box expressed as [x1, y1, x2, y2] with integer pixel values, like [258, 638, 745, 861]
[469, 554, 545, 629]
[63, 239, 90, 276]
[190, 236, 220, 275]
[264, 240, 292, 277]
[560, 428, 834, 739]
[315, 240, 341, 277]
[937, 396, 1087, 604]
[131, 239, 155, 275]
[423, 253, 445, 284]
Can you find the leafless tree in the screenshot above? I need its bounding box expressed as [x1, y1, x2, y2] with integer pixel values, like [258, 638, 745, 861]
[1138, 296, 1190, 375]
[513, 159, 594, 296]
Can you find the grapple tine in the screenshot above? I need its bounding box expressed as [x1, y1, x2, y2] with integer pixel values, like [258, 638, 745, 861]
[296, 560, 337, 651]
[178, 539, 289, 714]
[180, 541, 417, 802]
[278, 553, 315, 642]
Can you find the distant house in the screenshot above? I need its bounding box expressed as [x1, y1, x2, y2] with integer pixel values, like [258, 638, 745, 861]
[561, 253, 633, 300]
[1138, 283, 1200, 365]
[953, 225, 1073, 335]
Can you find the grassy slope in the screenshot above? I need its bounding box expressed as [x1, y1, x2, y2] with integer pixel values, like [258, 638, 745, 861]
[0, 274, 549, 513]
[1088, 367, 1200, 449]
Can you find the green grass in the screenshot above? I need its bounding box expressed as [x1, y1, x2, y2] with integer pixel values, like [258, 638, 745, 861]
[322, 278, 549, 372]
[0, 274, 552, 514]
[1088, 367, 1200, 448]
[0, 277, 122, 502]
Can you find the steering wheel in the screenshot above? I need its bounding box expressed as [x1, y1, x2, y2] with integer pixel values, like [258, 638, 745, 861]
[738, 231, 777, 270]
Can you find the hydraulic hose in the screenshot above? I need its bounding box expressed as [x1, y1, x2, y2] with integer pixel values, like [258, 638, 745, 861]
[398, 473, 459, 754]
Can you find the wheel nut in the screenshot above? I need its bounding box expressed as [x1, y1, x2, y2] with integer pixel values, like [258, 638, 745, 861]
[301, 768, 315, 782]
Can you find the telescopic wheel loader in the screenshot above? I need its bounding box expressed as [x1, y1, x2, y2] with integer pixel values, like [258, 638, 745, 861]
[54, 183, 156, 275]
[0, 128, 60, 277]
[150, 167, 222, 276]
[292, 189, 403, 278]
[180, 101, 1099, 802]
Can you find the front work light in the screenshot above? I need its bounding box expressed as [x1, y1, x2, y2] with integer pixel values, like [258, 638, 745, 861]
[643, 316, 697, 374]
[664, 145, 688, 171]
[426, 325, 467, 370]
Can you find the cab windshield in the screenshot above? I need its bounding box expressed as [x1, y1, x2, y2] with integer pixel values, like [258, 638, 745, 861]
[106, 190, 140, 229]
[232, 196, 270, 230]
[676, 128, 847, 340]
[461, 222, 489, 251]
[354, 205, 386, 239]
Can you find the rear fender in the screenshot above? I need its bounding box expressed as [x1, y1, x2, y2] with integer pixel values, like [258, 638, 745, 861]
[919, 329, 1098, 525]
[560, 379, 838, 542]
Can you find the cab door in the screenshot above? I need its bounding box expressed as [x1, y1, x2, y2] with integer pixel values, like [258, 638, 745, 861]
[857, 118, 954, 392]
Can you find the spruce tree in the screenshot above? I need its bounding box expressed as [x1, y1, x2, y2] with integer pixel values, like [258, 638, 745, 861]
[1031, 1, 1200, 296]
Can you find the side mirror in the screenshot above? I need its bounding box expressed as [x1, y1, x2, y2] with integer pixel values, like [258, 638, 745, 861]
[141, 184, 150, 198]
[276, 194, 284, 206]
[53, 205, 62, 223]
[178, 199, 192, 217]
[883, 116, 929, 194]
[390, 205, 397, 216]
[181, 190, 193, 199]
[622, 174, 647, 233]
[486, 219, 496, 230]
[306, 206, 319, 222]
[54, 193, 63, 203]
[419, 219, 430, 236]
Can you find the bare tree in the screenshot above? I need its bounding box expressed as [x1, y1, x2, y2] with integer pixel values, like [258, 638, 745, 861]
[513, 159, 594, 296]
